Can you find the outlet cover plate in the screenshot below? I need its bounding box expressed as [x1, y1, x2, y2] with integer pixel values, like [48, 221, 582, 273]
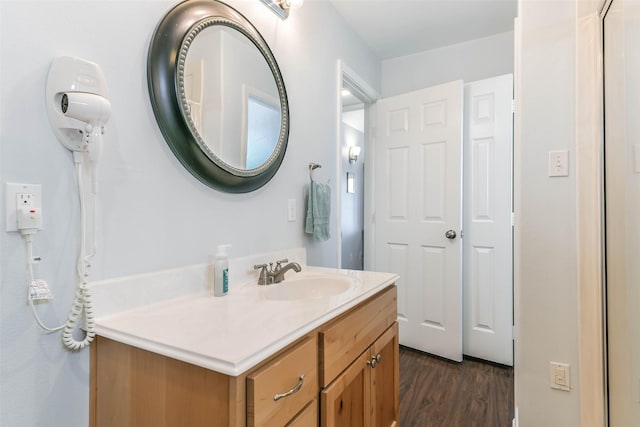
[5, 183, 42, 232]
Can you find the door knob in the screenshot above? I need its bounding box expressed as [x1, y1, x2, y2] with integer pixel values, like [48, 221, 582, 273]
[445, 229, 457, 239]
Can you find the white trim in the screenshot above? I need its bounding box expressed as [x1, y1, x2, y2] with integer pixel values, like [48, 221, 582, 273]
[335, 62, 343, 268]
[576, 4, 607, 427]
[336, 59, 380, 269]
[341, 62, 379, 105]
[512, 14, 522, 425]
[240, 84, 280, 169]
[599, 0, 613, 16]
[363, 103, 377, 271]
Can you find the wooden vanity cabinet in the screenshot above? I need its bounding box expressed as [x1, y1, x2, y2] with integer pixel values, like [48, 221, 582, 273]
[90, 285, 398, 427]
[319, 287, 399, 427]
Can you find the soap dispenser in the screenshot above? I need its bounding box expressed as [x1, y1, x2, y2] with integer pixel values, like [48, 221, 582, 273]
[214, 244, 231, 296]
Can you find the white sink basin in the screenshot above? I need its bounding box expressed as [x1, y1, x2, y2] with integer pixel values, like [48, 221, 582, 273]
[264, 274, 356, 301]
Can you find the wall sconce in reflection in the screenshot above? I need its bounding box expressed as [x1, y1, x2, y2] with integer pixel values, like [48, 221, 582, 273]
[348, 146, 361, 164]
[260, 0, 304, 19]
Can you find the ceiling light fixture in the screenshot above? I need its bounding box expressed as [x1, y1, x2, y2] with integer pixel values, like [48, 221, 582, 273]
[260, 0, 304, 20]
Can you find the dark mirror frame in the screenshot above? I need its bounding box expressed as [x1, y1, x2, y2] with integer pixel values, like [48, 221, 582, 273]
[148, 0, 290, 193]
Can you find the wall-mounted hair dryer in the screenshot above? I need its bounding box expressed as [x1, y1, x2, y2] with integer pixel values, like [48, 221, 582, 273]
[39, 56, 112, 351]
[46, 56, 111, 151]
[46, 56, 111, 193]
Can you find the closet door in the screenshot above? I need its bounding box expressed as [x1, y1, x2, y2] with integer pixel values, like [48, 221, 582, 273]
[604, 0, 640, 424]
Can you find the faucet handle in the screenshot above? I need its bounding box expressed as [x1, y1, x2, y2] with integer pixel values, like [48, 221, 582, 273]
[254, 264, 269, 286]
[275, 258, 289, 269]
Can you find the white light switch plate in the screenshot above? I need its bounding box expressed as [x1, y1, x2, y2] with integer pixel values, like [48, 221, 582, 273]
[550, 361, 571, 391]
[5, 183, 42, 232]
[287, 199, 296, 222]
[548, 150, 569, 177]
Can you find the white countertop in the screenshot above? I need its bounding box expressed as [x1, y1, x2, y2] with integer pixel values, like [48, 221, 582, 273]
[94, 266, 398, 377]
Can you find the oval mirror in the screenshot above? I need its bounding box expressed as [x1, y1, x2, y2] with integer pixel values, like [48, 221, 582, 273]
[148, 0, 289, 193]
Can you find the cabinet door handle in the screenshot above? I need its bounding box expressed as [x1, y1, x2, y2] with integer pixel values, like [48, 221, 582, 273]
[367, 354, 382, 368]
[273, 374, 305, 401]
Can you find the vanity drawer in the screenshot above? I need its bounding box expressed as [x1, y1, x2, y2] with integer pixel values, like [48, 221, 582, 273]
[318, 285, 397, 387]
[247, 336, 318, 427]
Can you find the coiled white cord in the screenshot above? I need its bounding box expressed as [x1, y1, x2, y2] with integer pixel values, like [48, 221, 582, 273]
[61, 158, 96, 350]
[25, 154, 96, 350]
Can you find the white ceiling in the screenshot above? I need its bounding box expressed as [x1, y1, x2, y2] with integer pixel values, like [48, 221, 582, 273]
[328, 0, 518, 60]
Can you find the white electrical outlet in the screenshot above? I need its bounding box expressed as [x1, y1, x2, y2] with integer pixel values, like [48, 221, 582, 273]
[17, 193, 36, 208]
[5, 183, 42, 232]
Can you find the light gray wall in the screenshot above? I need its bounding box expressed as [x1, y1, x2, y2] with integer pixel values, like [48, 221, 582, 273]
[381, 31, 514, 97]
[515, 1, 583, 425]
[0, 1, 379, 426]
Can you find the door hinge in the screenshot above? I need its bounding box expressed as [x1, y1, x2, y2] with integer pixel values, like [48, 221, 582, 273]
[511, 212, 515, 227]
[511, 99, 515, 114]
[512, 325, 516, 341]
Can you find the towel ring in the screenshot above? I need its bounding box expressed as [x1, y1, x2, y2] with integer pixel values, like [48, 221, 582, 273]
[309, 163, 321, 180]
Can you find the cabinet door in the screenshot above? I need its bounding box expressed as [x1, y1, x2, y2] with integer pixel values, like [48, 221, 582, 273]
[287, 399, 318, 426]
[320, 351, 371, 427]
[370, 323, 399, 427]
[319, 286, 396, 387]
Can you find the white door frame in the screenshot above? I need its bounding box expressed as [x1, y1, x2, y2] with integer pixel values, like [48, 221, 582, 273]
[335, 60, 379, 269]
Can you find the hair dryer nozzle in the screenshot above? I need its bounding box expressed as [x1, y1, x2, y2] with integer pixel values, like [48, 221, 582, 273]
[61, 92, 111, 127]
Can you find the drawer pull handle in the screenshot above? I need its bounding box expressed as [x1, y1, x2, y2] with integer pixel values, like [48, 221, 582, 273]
[273, 374, 305, 401]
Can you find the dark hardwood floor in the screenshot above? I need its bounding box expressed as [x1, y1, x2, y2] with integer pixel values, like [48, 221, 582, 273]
[399, 346, 514, 427]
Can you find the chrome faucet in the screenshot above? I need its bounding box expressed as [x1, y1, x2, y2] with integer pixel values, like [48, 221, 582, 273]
[272, 260, 302, 283]
[253, 259, 302, 285]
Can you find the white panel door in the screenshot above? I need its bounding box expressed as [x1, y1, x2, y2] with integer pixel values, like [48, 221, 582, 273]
[462, 75, 513, 366]
[375, 81, 464, 362]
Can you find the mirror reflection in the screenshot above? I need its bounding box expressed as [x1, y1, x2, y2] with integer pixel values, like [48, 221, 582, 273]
[182, 25, 282, 171]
